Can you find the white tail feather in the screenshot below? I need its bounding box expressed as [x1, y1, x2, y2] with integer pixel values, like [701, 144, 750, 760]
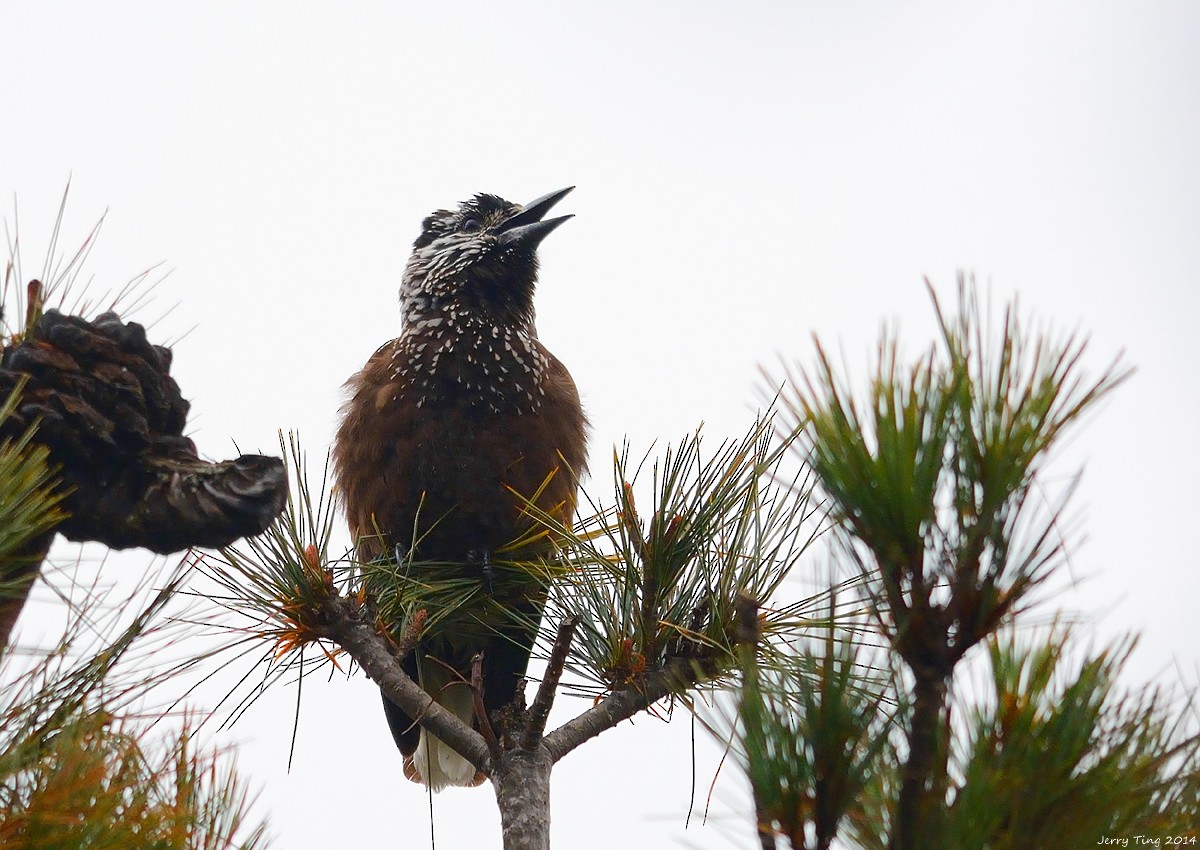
[410, 659, 477, 790]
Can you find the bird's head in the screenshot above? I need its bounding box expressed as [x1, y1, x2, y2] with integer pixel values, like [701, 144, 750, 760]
[400, 187, 573, 330]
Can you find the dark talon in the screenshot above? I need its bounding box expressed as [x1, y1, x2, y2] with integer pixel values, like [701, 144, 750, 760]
[469, 549, 496, 594]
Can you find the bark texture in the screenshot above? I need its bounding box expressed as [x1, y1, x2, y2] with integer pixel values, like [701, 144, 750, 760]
[494, 746, 553, 850]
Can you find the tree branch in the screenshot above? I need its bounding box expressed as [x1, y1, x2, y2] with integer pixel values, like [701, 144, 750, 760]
[892, 673, 948, 850]
[520, 615, 579, 750]
[0, 531, 57, 654]
[313, 593, 492, 772]
[473, 651, 503, 760]
[735, 592, 779, 850]
[542, 656, 711, 763]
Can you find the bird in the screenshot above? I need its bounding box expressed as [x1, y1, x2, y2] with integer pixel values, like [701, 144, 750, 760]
[332, 187, 588, 790]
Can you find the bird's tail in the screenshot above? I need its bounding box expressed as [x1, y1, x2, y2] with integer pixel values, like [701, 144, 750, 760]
[405, 656, 483, 790]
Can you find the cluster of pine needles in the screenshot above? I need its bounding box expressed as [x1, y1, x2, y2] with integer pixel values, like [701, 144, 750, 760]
[0, 193, 268, 850]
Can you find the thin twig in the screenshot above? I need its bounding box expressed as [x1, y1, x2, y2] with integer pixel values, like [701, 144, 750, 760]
[521, 615, 580, 749]
[472, 651, 502, 760]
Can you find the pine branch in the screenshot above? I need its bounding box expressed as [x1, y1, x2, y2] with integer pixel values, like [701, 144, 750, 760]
[0, 383, 69, 653]
[735, 593, 779, 850]
[1, 549, 273, 849]
[521, 615, 580, 749]
[309, 591, 493, 773]
[542, 655, 714, 763]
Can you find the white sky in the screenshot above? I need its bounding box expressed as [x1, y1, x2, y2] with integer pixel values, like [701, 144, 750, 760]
[3, 2, 1199, 848]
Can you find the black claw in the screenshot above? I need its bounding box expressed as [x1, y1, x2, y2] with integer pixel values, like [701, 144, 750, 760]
[469, 549, 495, 594]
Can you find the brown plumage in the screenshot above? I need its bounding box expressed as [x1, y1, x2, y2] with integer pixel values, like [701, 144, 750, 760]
[332, 188, 587, 789]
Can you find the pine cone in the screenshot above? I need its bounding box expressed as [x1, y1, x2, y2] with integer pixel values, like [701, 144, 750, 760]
[0, 307, 287, 553]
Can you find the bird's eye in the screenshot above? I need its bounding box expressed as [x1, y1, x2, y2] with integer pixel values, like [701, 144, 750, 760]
[461, 217, 481, 233]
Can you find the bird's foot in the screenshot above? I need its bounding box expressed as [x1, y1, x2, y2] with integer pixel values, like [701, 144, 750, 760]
[468, 549, 495, 593]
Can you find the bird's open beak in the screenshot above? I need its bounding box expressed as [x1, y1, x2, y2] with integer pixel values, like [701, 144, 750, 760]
[496, 186, 574, 248]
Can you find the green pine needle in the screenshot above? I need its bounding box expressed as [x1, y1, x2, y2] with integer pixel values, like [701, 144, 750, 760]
[772, 276, 1131, 667]
[542, 414, 824, 692]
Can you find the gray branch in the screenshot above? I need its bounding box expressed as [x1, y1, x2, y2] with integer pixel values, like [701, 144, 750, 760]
[315, 594, 492, 773]
[520, 615, 579, 750]
[542, 657, 709, 763]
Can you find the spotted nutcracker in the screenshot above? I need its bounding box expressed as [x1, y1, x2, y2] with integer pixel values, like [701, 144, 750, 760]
[333, 187, 587, 789]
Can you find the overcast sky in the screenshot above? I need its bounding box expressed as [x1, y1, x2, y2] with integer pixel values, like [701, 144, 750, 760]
[4, 2, 1199, 848]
